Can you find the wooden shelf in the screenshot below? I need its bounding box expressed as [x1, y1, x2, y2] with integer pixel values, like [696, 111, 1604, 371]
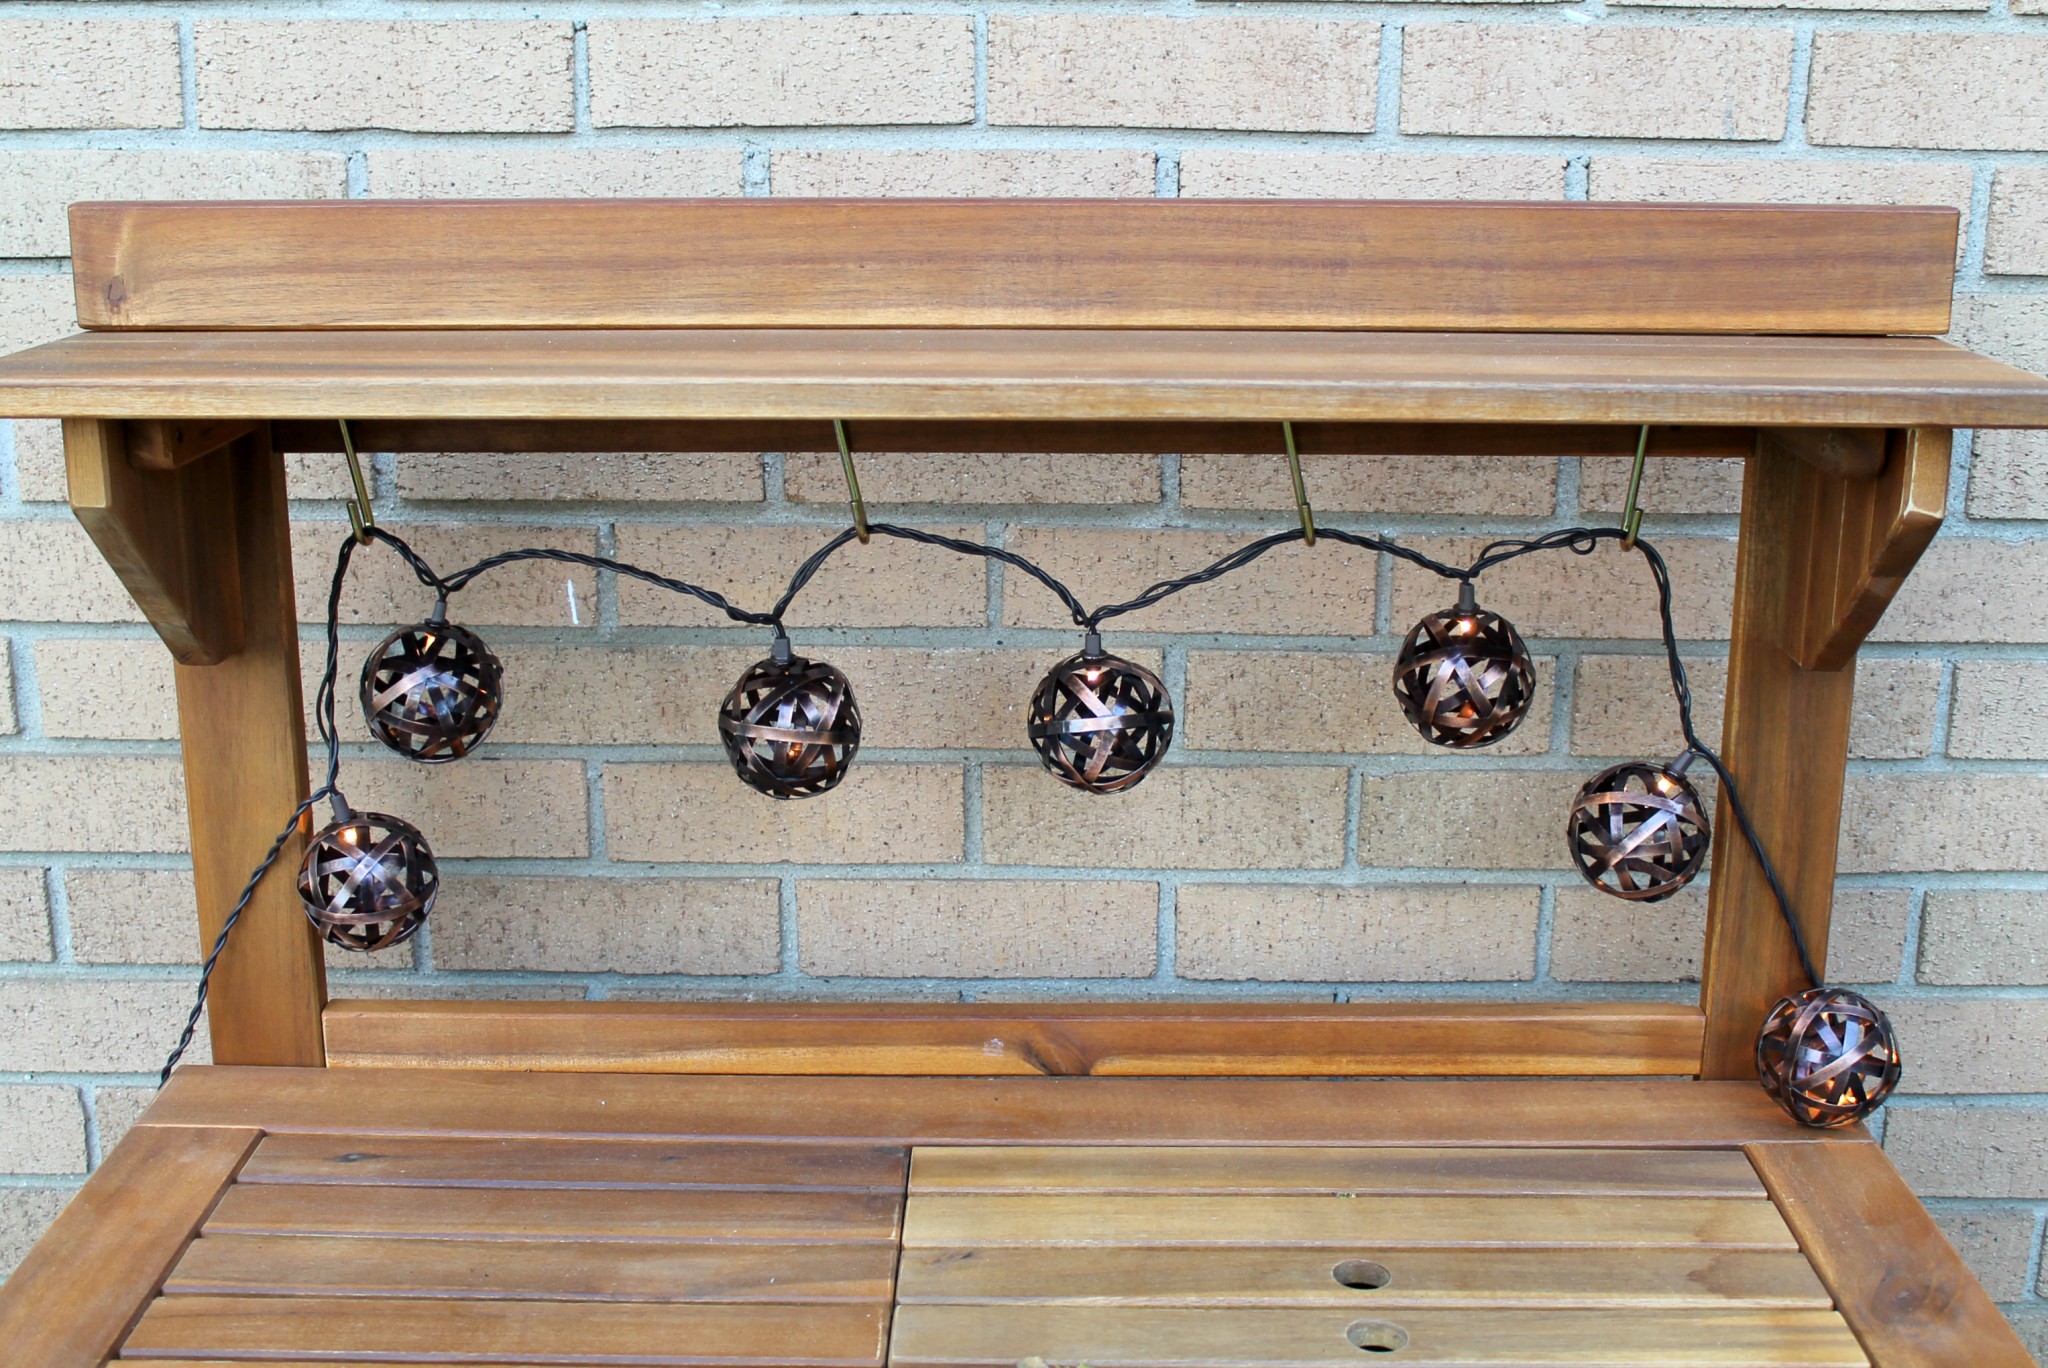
[4, 328, 2047, 427]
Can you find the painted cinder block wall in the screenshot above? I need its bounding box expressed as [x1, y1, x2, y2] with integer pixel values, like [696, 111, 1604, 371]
[1, 1, 2046, 1350]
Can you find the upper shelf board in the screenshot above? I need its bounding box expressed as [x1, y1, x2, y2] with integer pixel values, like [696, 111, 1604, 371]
[69, 199, 1958, 336]
[1, 328, 2045, 428]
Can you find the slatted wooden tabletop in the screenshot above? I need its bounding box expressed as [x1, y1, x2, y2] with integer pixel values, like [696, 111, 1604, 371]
[0, 1069, 2027, 1366]
[121, 1133, 907, 1365]
[890, 1146, 1867, 1368]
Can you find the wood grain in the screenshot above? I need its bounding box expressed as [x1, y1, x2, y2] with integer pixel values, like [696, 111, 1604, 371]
[238, 1133, 907, 1191]
[168, 426, 326, 1067]
[204, 1183, 903, 1244]
[121, 1295, 892, 1366]
[69, 199, 1956, 334]
[899, 1193, 1798, 1251]
[125, 417, 260, 471]
[319, 999, 1707, 1078]
[270, 418, 1760, 460]
[142, 1068, 1852, 1148]
[1778, 427, 1949, 672]
[1747, 1141, 2036, 1368]
[893, 1244, 1833, 1310]
[886, 1304, 1871, 1367]
[63, 416, 242, 664]
[908, 1146, 1765, 1198]
[1698, 438, 1859, 1077]
[5, 330, 2046, 428]
[166, 1233, 901, 1304]
[0, 1125, 257, 1366]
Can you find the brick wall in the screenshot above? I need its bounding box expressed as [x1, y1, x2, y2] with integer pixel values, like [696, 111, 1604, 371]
[1, 1, 2045, 1351]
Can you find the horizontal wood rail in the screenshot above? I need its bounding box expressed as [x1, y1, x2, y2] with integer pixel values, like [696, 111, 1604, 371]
[71, 200, 1958, 334]
[322, 1000, 1707, 1078]
[8, 331, 2048, 428]
[143, 1066, 1855, 1147]
[270, 419, 1763, 462]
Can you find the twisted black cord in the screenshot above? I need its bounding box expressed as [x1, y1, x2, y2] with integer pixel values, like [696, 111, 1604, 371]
[767, 524, 1091, 628]
[367, 526, 1826, 986]
[1631, 535, 1823, 990]
[158, 787, 331, 1085]
[161, 536, 356, 1086]
[165, 514, 1821, 1086]
[432, 540, 777, 626]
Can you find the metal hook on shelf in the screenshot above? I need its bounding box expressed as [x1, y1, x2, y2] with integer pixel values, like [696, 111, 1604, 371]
[339, 419, 374, 545]
[834, 419, 869, 544]
[1621, 424, 1651, 552]
[1282, 421, 1316, 547]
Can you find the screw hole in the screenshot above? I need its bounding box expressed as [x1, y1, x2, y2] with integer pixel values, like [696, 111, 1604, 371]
[1332, 1259, 1392, 1291]
[1346, 1321, 1408, 1354]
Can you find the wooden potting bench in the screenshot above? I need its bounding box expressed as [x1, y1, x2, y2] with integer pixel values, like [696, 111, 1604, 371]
[0, 200, 2045, 1366]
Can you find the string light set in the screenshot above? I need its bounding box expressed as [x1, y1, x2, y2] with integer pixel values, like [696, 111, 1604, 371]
[160, 422, 1901, 1129]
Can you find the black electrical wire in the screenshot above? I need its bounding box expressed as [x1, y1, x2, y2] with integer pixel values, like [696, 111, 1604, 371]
[162, 514, 1821, 1086]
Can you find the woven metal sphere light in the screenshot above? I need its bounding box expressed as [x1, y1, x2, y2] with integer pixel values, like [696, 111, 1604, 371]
[1028, 632, 1174, 794]
[360, 604, 503, 763]
[1392, 581, 1536, 748]
[1567, 750, 1710, 902]
[718, 636, 861, 799]
[1757, 987, 1902, 1128]
[296, 798, 439, 952]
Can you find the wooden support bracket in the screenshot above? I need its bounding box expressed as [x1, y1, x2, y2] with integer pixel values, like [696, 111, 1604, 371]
[64, 417, 244, 664]
[125, 418, 261, 471]
[1774, 428, 1949, 672]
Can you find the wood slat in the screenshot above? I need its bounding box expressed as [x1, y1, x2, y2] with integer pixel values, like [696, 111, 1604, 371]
[320, 1000, 1707, 1078]
[909, 1146, 1765, 1197]
[7, 330, 2048, 428]
[899, 1194, 1798, 1251]
[238, 1134, 907, 1191]
[121, 1295, 891, 1366]
[205, 1183, 902, 1244]
[165, 1234, 899, 1303]
[69, 200, 1956, 334]
[0, 1125, 258, 1366]
[142, 1069, 1852, 1148]
[885, 1304, 1870, 1367]
[1747, 1141, 2037, 1368]
[270, 418, 1761, 461]
[894, 1244, 1832, 1310]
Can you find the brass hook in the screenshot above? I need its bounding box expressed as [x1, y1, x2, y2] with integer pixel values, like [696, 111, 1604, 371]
[1282, 422, 1316, 547]
[339, 419, 374, 545]
[1621, 424, 1650, 552]
[834, 419, 869, 544]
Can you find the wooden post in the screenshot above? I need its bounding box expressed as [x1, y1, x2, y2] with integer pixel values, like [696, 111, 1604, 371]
[69, 420, 327, 1064]
[176, 426, 327, 1065]
[1699, 429, 1947, 1077]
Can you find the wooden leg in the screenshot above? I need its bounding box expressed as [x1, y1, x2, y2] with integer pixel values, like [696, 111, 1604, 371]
[1699, 430, 1948, 1077]
[172, 426, 327, 1066]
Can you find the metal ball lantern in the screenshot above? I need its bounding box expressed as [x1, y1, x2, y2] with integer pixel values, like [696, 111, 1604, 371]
[1567, 750, 1711, 902]
[1392, 581, 1536, 748]
[718, 636, 861, 799]
[1028, 632, 1174, 794]
[296, 799, 439, 952]
[1756, 987, 1902, 1128]
[360, 605, 503, 763]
